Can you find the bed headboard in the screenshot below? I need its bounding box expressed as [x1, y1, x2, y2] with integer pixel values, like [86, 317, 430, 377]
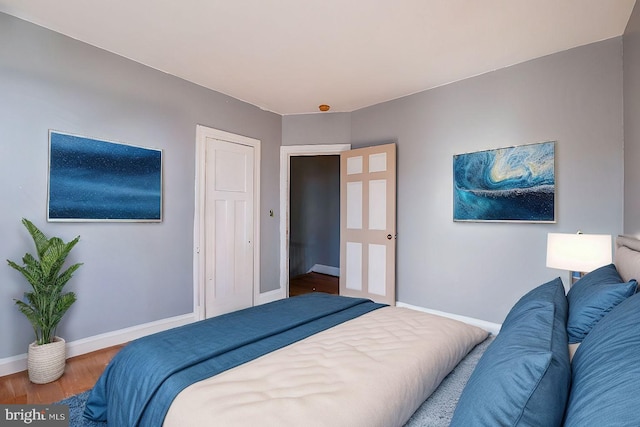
[614, 235, 640, 282]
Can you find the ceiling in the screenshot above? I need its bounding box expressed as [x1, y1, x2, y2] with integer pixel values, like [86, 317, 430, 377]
[0, 0, 636, 115]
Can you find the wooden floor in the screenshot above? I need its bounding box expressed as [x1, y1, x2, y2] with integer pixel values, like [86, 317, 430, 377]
[0, 344, 125, 404]
[289, 272, 339, 296]
[0, 273, 338, 405]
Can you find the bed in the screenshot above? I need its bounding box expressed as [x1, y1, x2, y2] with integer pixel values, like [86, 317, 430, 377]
[84, 292, 488, 427]
[83, 235, 640, 426]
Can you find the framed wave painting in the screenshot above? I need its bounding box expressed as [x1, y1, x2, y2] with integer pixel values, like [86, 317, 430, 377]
[48, 131, 162, 222]
[453, 141, 555, 223]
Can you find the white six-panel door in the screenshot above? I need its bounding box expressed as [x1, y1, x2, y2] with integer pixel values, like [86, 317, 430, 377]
[195, 126, 261, 320]
[340, 143, 396, 305]
[203, 137, 255, 317]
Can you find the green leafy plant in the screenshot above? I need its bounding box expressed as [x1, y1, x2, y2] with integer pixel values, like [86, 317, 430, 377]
[7, 218, 82, 345]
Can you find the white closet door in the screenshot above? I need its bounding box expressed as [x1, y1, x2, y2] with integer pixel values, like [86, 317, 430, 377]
[204, 138, 254, 317]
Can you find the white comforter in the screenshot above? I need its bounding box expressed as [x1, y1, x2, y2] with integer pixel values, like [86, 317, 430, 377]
[164, 306, 488, 427]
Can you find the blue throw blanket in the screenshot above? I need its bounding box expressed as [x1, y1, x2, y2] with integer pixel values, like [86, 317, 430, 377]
[84, 293, 385, 427]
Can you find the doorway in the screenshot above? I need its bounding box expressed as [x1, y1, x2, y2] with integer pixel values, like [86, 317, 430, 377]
[281, 142, 398, 305]
[279, 144, 351, 298]
[289, 155, 340, 295]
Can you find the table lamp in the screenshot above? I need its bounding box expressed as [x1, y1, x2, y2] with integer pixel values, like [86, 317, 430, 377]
[546, 232, 612, 286]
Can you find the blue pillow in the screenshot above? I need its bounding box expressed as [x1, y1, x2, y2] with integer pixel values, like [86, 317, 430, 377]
[450, 278, 570, 426]
[563, 292, 640, 426]
[503, 276, 568, 330]
[566, 263, 637, 343]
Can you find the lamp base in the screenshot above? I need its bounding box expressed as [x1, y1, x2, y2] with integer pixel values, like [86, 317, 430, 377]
[570, 271, 584, 286]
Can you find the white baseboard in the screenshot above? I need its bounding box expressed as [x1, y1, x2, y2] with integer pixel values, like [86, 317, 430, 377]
[255, 287, 286, 306]
[307, 264, 339, 276]
[0, 354, 28, 379]
[396, 301, 502, 335]
[0, 312, 197, 377]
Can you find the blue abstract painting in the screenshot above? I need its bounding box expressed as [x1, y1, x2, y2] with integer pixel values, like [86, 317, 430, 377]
[453, 141, 555, 222]
[48, 131, 162, 221]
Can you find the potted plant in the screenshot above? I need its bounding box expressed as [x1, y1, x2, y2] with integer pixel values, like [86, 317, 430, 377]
[7, 218, 82, 384]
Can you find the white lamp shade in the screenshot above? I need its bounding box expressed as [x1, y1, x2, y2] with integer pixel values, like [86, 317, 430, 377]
[546, 233, 612, 273]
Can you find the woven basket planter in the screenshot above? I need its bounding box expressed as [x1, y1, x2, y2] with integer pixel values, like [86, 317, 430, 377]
[27, 336, 66, 384]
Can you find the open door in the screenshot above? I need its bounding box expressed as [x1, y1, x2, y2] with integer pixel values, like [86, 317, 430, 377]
[339, 143, 396, 305]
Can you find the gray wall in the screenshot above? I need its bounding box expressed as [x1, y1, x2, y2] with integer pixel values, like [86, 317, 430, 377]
[351, 38, 624, 323]
[624, 3, 640, 236]
[0, 13, 282, 359]
[285, 38, 625, 324]
[282, 112, 351, 146]
[1, 8, 633, 360]
[289, 156, 340, 277]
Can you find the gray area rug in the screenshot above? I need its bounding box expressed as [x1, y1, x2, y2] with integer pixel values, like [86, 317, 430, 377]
[56, 391, 102, 427]
[57, 335, 493, 427]
[404, 335, 494, 426]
